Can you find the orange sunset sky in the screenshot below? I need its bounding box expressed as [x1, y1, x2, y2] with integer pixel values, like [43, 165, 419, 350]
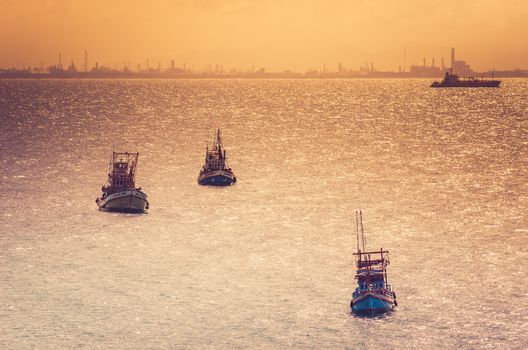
[1, 0, 527, 71]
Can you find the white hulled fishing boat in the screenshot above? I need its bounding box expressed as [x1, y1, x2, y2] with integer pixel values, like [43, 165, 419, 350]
[96, 152, 149, 213]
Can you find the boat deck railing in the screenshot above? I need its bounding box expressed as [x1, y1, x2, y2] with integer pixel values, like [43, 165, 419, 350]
[353, 287, 395, 299]
[356, 268, 384, 275]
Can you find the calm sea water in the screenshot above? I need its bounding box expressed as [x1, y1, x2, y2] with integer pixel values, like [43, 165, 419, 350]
[1, 79, 527, 349]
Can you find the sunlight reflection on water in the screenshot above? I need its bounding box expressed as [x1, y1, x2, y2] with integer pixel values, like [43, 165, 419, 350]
[1, 79, 528, 349]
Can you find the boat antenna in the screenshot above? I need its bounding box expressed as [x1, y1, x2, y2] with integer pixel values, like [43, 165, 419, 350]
[218, 129, 223, 159]
[109, 149, 114, 173]
[360, 210, 366, 252]
[355, 210, 360, 252]
[131, 152, 138, 178]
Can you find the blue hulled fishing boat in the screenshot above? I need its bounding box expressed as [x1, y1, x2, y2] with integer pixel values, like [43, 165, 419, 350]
[350, 210, 397, 315]
[198, 129, 236, 186]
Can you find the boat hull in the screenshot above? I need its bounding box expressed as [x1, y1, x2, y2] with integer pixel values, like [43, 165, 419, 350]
[198, 170, 236, 186]
[96, 189, 149, 213]
[351, 292, 396, 315]
[431, 81, 500, 88]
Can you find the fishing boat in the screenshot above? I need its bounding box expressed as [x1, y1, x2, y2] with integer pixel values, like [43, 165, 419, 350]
[198, 129, 237, 186]
[350, 210, 397, 315]
[96, 152, 149, 213]
[431, 71, 500, 88]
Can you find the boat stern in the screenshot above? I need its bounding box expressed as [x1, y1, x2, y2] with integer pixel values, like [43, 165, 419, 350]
[351, 292, 396, 315]
[97, 190, 149, 213]
[197, 170, 236, 186]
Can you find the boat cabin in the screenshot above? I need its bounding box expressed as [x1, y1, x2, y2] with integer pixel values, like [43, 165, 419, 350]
[357, 271, 386, 291]
[354, 249, 391, 292]
[202, 129, 232, 173]
[110, 161, 134, 188]
[102, 152, 139, 194]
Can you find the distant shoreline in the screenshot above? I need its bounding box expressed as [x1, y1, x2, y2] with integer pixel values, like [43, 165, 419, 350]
[1, 72, 527, 79]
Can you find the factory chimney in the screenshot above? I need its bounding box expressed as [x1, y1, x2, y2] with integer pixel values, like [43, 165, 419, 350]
[84, 50, 88, 72]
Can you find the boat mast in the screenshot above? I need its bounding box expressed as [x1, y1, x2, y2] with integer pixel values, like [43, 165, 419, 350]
[130, 152, 138, 187]
[383, 249, 388, 286]
[109, 151, 114, 174]
[217, 129, 223, 160]
[355, 210, 361, 253]
[359, 210, 366, 252]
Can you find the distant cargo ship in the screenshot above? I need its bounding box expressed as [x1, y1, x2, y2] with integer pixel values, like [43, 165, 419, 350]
[431, 71, 500, 88]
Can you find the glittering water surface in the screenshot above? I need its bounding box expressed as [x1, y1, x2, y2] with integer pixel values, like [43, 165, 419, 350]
[1, 79, 528, 349]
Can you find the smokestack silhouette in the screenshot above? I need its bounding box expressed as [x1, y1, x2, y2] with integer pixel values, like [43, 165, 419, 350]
[403, 48, 406, 72]
[451, 48, 455, 69]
